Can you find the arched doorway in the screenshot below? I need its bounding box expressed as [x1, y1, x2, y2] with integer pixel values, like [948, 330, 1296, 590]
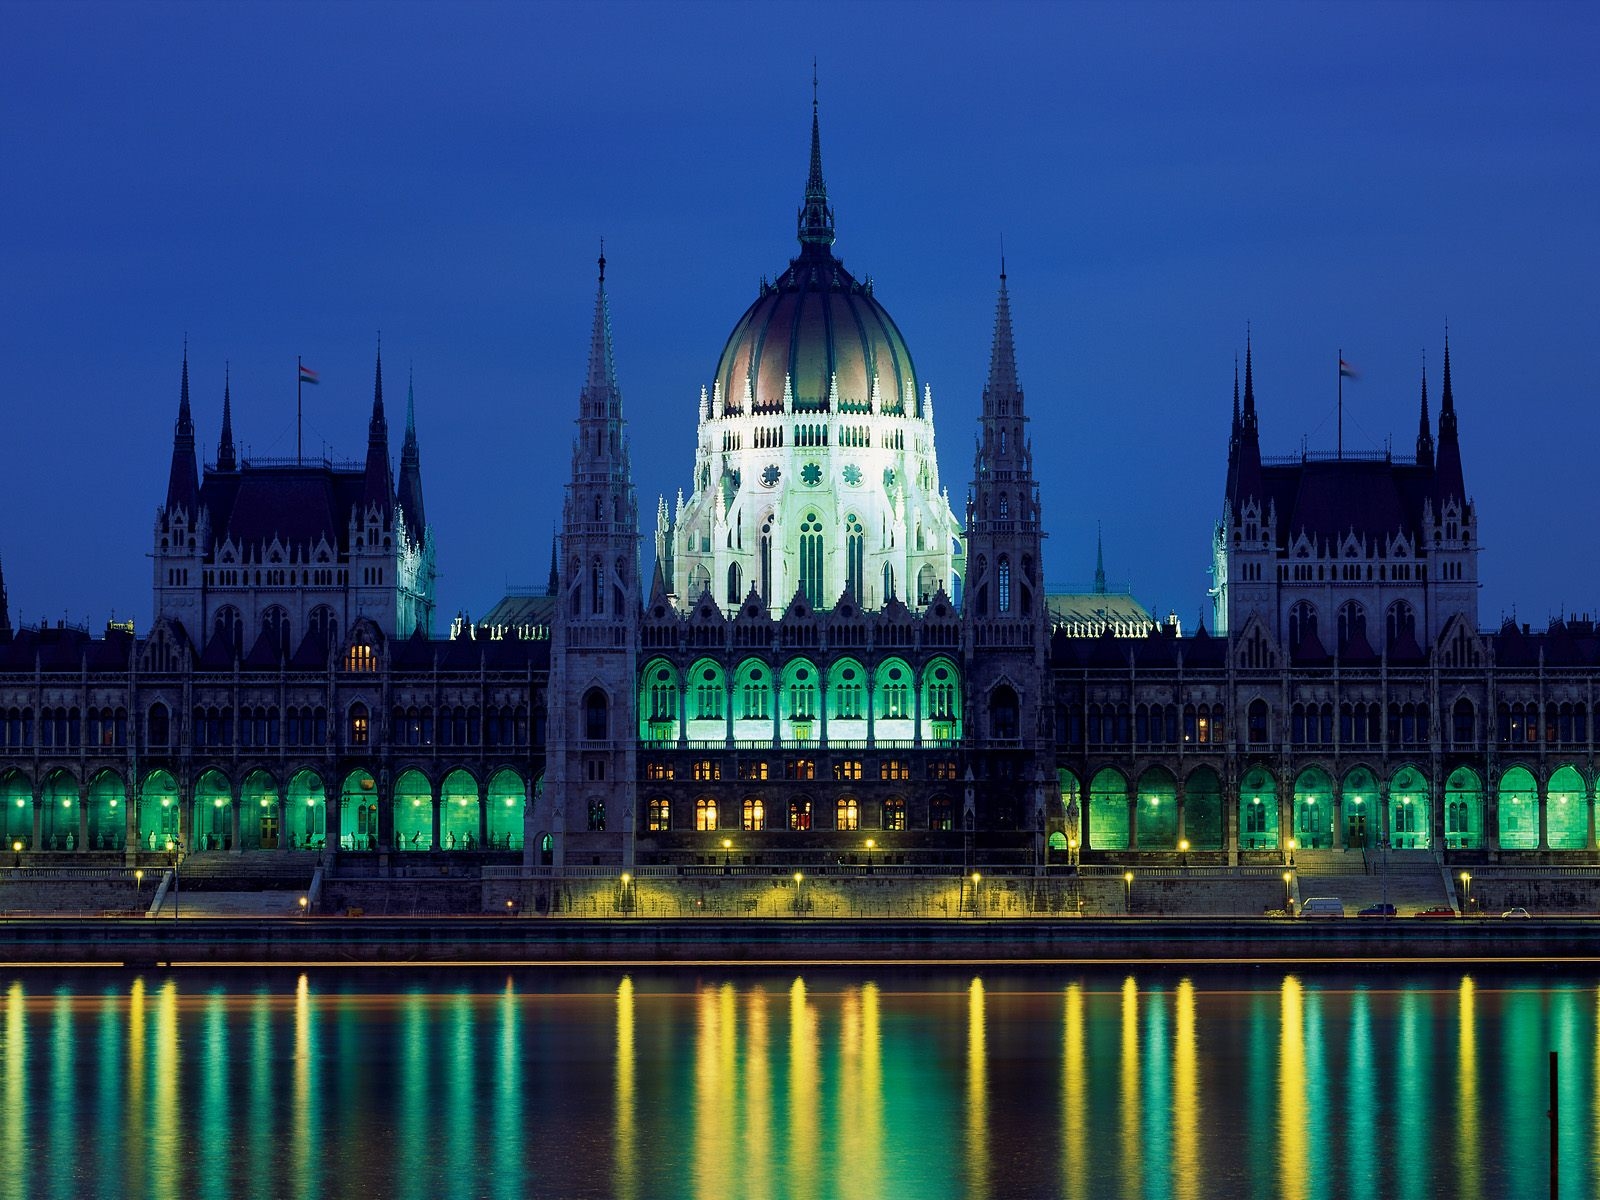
[241, 769, 279, 850]
[1443, 767, 1483, 850]
[1342, 767, 1377, 848]
[287, 770, 327, 850]
[87, 770, 127, 851]
[39, 770, 78, 851]
[486, 770, 524, 850]
[139, 770, 180, 851]
[1497, 766, 1538, 850]
[1389, 765, 1430, 850]
[1238, 766, 1279, 851]
[1184, 767, 1223, 850]
[1088, 768, 1128, 851]
[192, 770, 233, 851]
[1292, 768, 1334, 850]
[393, 770, 433, 851]
[341, 770, 380, 850]
[1546, 765, 1587, 850]
[1135, 767, 1178, 849]
[441, 769, 481, 849]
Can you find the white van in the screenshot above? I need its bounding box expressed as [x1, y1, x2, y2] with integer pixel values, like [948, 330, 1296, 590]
[1300, 897, 1346, 918]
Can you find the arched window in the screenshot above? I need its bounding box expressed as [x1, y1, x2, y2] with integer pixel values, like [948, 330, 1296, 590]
[694, 667, 723, 721]
[583, 689, 609, 741]
[648, 798, 671, 832]
[1452, 697, 1475, 746]
[917, 564, 936, 605]
[308, 605, 336, 645]
[1247, 698, 1269, 743]
[1288, 601, 1318, 649]
[727, 562, 743, 604]
[759, 516, 774, 601]
[213, 606, 243, 648]
[845, 513, 864, 600]
[788, 799, 812, 831]
[591, 559, 605, 614]
[695, 797, 718, 832]
[882, 562, 895, 602]
[832, 664, 863, 720]
[742, 797, 764, 831]
[799, 512, 824, 609]
[146, 702, 170, 747]
[997, 556, 1012, 613]
[1337, 601, 1366, 652]
[998, 493, 1009, 520]
[348, 702, 369, 746]
[836, 797, 860, 831]
[261, 606, 290, 657]
[1386, 600, 1416, 647]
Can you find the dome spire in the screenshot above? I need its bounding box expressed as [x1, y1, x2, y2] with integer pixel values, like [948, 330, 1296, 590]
[797, 62, 835, 253]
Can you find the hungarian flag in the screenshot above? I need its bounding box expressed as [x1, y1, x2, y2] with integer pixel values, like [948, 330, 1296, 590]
[1339, 359, 1359, 380]
[299, 364, 319, 385]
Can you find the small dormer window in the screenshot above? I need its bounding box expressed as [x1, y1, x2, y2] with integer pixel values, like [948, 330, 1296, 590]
[345, 642, 376, 672]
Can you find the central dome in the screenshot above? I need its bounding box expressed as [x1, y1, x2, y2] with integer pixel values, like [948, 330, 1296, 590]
[711, 99, 918, 417]
[713, 258, 919, 415]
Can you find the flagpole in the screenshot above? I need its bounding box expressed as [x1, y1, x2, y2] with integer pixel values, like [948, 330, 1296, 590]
[1337, 347, 1343, 461]
[297, 355, 303, 465]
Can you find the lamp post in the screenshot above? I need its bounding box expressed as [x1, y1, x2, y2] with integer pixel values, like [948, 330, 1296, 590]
[134, 867, 144, 911]
[299, 895, 309, 917]
[969, 871, 982, 915]
[1282, 870, 1293, 915]
[792, 870, 804, 916]
[165, 836, 184, 920]
[865, 838, 876, 875]
[1179, 837, 1190, 868]
[1067, 837, 1078, 872]
[1287, 837, 1298, 869]
[10, 839, 20, 869]
[1123, 870, 1134, 914]
[1460, 870, 1472, 915]
[721, 837, 732, 875]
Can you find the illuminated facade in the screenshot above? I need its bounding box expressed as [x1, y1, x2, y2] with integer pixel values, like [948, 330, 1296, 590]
[1, 99, 1596, 892]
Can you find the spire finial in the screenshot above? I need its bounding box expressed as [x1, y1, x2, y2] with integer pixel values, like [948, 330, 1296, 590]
[1415, 348, 1434, 467]
[1094, 523, 1107, 595]
[1441, 321, 1454, 415]
[598, 237, 606, 283]
[983, 257, 1022, 413]
[797, 68, 835, 251]
[217, 361, 237, 471]
[1242, 323, 1256, 424]
[1232, 354, 1240, 435]
[585, 251, 619, 397]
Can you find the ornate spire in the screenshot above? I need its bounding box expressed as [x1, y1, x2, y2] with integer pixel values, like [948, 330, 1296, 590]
[1415, 350, 1434, 468]
[217, 362, 237, 471]
[1439, 324, 1456, 433]
[164, 339, 200, 515]
[546, 529, 559, 596]
[1242, 325, 1257, 430]
[362, 339, 394, 514]
[0, 552, 10, 637]
[1094, 524, 1107, 595]
[982, 258, 1022, 415]
[1233, 327, 1263, 507]
[1231, 355, 1240, 443]
[396, 365, 426, 542]
[585, 245, 619, 402]
[1435, 325, 1465, 507]
[796, 66, 835, 253]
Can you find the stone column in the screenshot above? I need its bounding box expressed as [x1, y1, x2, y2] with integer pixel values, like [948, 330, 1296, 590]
[231, 782, 244, 855]
[1127, 789, 1139, 851]
[478, 784, 489, 850]
[277, 795, 289, 854]
[1175, 779, 1187, 846]
[1331, 782, 1345, 850]
[376, 770, 395, 853]
[77, 781, 89, 853]
[431, 784, 443, 852]
[1377, 781, 1391, 848]
[1587, 775, 1597, 851]
[30, 787, 42, 851]
[324, 776, 342, 852]
[178, 778, 193, 856]
[1537, 781, 1550, 851]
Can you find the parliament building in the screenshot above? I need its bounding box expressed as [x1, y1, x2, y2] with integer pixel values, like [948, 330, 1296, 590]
[0, 102, 1589, 896]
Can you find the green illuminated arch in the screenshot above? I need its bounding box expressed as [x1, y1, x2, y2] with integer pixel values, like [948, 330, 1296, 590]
[39, 769, 78, 851]
[732, 658, 773, 733]
[1136, 767, 1178, 849]
[193, 769, 233, 851]
[139, 769, 180, 850]
[1292, 767, 1334, 849]
[341, 769, 380, 851]
[781, 658, 820, 741]
[0, 770, 32, 850]
[1444, 766, 1483, 850]
[240, 769, 278, 851]
[1389, 765, 1430, 849]
[287, 770, 327, 850]
[828, 657, 868, 728]
[639, 657, 680, 742]
[1088, 767, 1128, 851]
[487, 769, 524, 850]
[87, 770, 126, 852]
[686, 657, 728, 733]
[1342, 766, 1378, 848]
[1184, 767, 1223, 851]
[920, 657, 962, 742]
[1547, 765, 1587, 850]
[1057, 768, 1081, 829]
[873, 657, 914, 730]
[441, 769, 481, 849]
[1497, 766, 1538, 850]
[1239, 766, 1279, 850]
[393, 769, 432, 851]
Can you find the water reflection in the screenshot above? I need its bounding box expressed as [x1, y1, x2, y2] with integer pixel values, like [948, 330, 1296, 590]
[0, 968, 1595, 1199]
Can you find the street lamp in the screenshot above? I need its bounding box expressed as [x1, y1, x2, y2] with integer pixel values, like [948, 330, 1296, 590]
[134, 867, 144, 910]
[619, 871, 634, 915]
[10, 839, 20, 868]
[970, 871, 982, 914]
[792, 870, 804, 916]
[1067, 837, 1078, 871]
[1123, 870, 1134, 914]
[1287, 837, 1298, 868]
[1179, 837, 1190, 868]
[1460, 870, 1472, 915]
[721, 837, 732, 874]
[1282, 870, 1293, 914]
[865, 837, 876, 875]
[299, 895, 309, 916]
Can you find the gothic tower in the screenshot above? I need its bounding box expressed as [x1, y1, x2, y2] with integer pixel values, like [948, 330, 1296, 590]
[962, 262, 1050, 842]
[541, 252, 641, 870]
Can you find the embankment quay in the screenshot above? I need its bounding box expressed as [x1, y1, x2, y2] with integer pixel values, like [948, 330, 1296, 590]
[5, 916, 1600, 966]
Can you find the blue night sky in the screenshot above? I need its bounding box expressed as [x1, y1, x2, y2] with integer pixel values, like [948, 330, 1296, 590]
[3, 0, 1597, 634]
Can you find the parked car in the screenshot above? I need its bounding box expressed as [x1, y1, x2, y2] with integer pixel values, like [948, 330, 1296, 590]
[1501, 907, 1532, 919]
[1414, 906, 1459, 918]
[1300, 897, 1346, 918]
[1357, 903, 1397, 917]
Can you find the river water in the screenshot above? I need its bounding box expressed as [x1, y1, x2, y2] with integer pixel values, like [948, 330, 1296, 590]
[0, 966, 1590, 1199]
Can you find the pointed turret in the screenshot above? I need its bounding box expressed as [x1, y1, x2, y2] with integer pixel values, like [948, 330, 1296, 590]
[1233, 330, 1263, 507]
[1415, 352, 1434, 468]
[217, 363, 237, 472]
[362, 342, 394, 516]
[546, 531, 559, 596]
[796, 70, 836, 254]
[1093, 524, 1107, 595]
[982, 257, 1023, 414]
[1434, 328, 1465, 507]
[0, 552, 10, 638]
[396, 367, 426, 544]
[165, 341, 200, 515]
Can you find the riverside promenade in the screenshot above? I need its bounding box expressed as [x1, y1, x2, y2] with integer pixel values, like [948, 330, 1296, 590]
[4, 915, 1600, 967]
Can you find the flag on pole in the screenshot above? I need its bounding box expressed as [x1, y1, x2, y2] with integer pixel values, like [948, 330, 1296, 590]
[299, 364, 320, 385]
[1339, 359, 1359, 380]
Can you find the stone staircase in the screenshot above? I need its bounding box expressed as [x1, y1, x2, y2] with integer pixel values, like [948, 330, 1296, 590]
[151, 888, 309, 917]
[1294, 849, 1453, 914]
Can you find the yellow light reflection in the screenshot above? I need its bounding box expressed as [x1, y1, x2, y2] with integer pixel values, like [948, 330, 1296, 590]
[49, 993, 74, 1200]
[692, 984, 723, 1200]
[152, 980, 180, 1200]
[1120, 975, 1141, 1200]
[788, 978, 818, 1199]
[967, 976, 990, 1200]
[125, 978, 146, 1200]
[1173, 979, 1198, 1200]
[743, 987, 771, 1200]
[614, 976, 636, 1200]
[292, 974, 318, 1200]
[1278, 975, 1307, 1200]
[4, 983, 26, 1200]
[1457, 976, 1480, 1200]
[1062, 983, 1086, 1200]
